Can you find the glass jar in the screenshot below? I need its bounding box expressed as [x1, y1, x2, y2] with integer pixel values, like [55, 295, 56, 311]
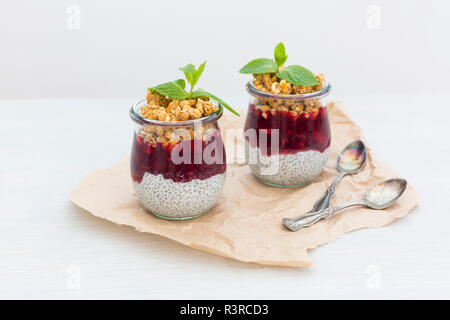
[129, 99, 226, 220]
[244, 80, 332, 187]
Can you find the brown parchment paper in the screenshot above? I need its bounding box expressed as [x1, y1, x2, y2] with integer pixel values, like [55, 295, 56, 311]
[70, 102, 418, 267]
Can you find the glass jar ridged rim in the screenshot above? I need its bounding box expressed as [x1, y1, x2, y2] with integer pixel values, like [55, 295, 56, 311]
[246, 80, 332, 100]
[129, 98, 223, 127]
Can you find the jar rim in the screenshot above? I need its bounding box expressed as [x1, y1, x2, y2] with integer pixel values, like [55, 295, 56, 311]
[129, 98, 223, 127]
[246, 79, 332, 100]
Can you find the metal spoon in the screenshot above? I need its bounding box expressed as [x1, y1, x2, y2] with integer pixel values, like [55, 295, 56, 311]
[311, 140, 367, 212]
[283, 179, 407, 231]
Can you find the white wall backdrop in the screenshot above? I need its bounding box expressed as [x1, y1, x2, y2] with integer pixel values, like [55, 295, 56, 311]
[1, 0, 449, 99]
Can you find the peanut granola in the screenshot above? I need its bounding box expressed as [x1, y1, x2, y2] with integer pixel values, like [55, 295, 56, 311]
[142, 89, 218, 122]
[136, 61, 238, 146]
[251, 73, 326, 117]
[139, 90, 219, 145]
[240, 42, 328, 117]
[252, 73, 325, 95]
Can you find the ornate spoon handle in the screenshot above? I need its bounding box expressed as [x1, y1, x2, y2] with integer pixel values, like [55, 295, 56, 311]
[311, 171, 346, 212]
[283, 200, 365, 232]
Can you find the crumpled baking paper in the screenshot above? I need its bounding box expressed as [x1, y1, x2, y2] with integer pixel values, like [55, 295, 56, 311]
[70, 102, 418, 267]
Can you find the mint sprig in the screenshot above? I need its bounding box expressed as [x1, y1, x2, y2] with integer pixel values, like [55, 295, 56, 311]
[192, 89, 240, 116]
[149, 62, 239, 116]
[277, 65, 318, 87]
[239, 42, 319, 87]
[239, 58, 277, 74]
[150, 79, 188, 100]
[179, 61, 206, 96]
[274, 42, 287, 70]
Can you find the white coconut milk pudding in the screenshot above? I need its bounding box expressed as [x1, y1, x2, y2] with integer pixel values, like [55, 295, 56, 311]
[246, 141, 330, 187]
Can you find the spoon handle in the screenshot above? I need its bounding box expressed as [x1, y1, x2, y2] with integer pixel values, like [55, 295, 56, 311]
[285, 200, 365, 231]
[311, 171, 347, 212]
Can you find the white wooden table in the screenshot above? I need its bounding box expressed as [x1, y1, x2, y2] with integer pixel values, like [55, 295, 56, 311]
[1, 94, 449, 299]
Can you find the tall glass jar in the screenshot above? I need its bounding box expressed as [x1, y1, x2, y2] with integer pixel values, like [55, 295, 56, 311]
[244, 81, 332, 187]
[129, 99, 226, 220]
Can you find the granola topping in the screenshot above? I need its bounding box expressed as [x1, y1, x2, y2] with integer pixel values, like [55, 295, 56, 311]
[253, 73, 325, 95]
[138, 90, 220, 146]
[251, 73, 326, 116]
[142, 90, 218, 121]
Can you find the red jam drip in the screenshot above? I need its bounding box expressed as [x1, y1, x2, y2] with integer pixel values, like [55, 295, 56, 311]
[244, 104, 331, 156]
[131, 132, 226, 183]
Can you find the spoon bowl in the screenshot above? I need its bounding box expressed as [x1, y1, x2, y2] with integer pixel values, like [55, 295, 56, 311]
[337, 140, 367, 173]
[364, 178, 407, 209]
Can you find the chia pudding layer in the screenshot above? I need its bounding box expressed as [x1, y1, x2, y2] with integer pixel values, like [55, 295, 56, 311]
[133, 172, 226, 219]
[131, 130, 226, 219]
[246, 141, 329, 187]
[244, 104, 331, 187]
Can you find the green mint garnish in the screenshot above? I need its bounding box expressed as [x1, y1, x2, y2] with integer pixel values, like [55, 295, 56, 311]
[179, 61, 206, 96]
[150, 62, 239, 116]
[239, 58, 277, 74]
[277, 65, 318, 87]
[239, 42, 318, 87]
[192, 89, 240, 116]
[274, 42, 287, 71]
[150, 79, 188, 100]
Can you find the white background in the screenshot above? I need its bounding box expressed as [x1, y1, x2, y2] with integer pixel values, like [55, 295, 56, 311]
[1, 0, 450, 300]
[1, 0, 449, 98]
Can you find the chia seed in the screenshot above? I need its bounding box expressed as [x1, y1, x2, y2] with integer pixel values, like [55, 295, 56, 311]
[246, 141, 329, 187]
[133, 172, 226, 219]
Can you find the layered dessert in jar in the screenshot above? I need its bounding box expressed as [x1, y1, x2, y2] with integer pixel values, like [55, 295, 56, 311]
[240, 43, 331, 187]
[129, 62, 238, 219]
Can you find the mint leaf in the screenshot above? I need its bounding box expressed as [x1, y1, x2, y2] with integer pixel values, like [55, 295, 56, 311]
[180, 61, 206, 96]
[173, 79, 186, 89]
[274, 42, 287, 69]
[276, 65, 318, 86]
[192, 89, 240, 116]
[239, 58, 277, 74]
[179, 64, 196, 87]
[192, 61, 206, 88]
[150, 79, 188, 100]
